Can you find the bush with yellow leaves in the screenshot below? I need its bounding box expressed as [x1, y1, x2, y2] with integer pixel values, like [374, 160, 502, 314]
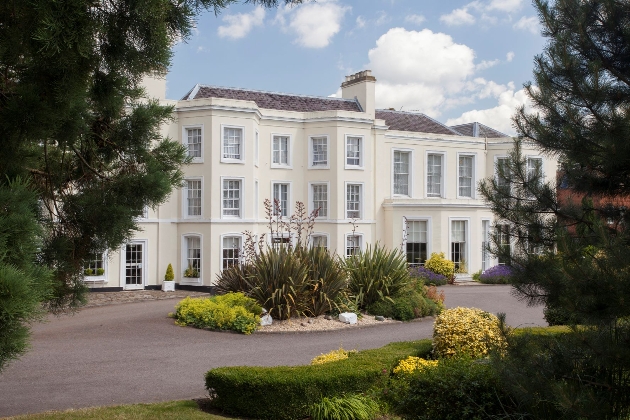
[424, 252, 455, 278]
[392, 356, 438, 375]
[311, 347, 357, 365]
[433, 307, 506, 358]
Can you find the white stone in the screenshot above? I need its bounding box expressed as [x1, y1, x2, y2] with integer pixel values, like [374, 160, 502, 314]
[261, 314, 273, 326]
[339, 312, 357, 324]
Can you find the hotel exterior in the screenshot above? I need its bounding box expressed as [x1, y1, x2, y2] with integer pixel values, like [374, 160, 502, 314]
[85, 71, 555, 290]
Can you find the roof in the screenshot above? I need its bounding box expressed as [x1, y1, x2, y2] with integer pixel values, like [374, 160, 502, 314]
[183, 84, 362, 113]
[449, 122, 510, 138]
[375, 110, 463, 136]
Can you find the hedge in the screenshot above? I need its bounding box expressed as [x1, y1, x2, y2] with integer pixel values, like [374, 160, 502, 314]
[205, 340, 432, 420]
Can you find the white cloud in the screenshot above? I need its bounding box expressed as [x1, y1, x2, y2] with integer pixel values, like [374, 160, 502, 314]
[446, 87, 532, 135]
[506, 51, 515, 62]
[218, 7, 265, 39]
[375, 11, 391, 26]
[513, 15, 540, 34]
[476, 59, 500, 71]
[404, 14, 426, 25]
[487, 0, 523, 13]
[356, 16, 366, 28]
[275, 0, 350, 48]
[440, 7, 476, 26]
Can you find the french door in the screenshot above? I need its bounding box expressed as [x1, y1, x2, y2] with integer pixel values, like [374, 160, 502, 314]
[123, 241, 146, 289]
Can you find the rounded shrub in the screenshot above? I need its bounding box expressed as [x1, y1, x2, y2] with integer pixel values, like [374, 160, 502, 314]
[173, 293, 261, 334]
[433, 307, 506, 358]
[409, 265, 447, 286]
[424, 252, 455, 278]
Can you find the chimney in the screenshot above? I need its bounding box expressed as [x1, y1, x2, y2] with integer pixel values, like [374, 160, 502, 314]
[140, 72, 167, 101]
[341, 70, 376, 119]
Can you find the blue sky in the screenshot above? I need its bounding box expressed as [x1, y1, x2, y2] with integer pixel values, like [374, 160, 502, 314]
[168, 0, 545, 135]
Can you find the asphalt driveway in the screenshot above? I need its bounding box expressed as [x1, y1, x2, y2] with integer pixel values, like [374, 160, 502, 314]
[0, 285, 544, 417]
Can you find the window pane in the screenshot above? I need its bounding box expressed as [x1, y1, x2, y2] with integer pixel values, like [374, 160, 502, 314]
[223, 127, 242, 159]
[187, 180, 201, 216]
[346, 184, 361, 219]
[312, 184, 328, 217]
[394, 151, 410, 196]
[272, 136, 289, 165]
[312, 235, 328, 249]
[346, 137, 361, 166]
[222, 236, 241, 269]
[527, 158, 543, 186]
[84, 253, 104, 275]
[187, 128, 201, 158]
[496, 224, 511, 265]
[451, 220, 466, 270]
[458, 155, 473, 197]
[273, 183, 289, 217]
[406, 220, 427, 266]
[222, 179, 241, 217]
[427, 154, 442, 197]
[186, 237, 201, 276]
[346, 235, 361, 257]
[312, 137, 328, 166]
[496, 158, 511, 193]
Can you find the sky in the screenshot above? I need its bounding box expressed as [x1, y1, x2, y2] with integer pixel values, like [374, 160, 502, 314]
[168, 0, 546, 135]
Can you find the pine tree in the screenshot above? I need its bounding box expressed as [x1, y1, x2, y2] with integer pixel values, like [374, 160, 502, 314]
[0, 0, 301, 370]
[479, 0, 630, 417]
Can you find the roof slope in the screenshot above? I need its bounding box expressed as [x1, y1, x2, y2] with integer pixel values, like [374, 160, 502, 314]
[375, 110, 463, 136]
[185, 85, 362, 113]
[449, 122, 510, 138]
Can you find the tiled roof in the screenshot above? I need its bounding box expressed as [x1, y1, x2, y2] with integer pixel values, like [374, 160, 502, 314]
[375, 110, 463, 136]
[449, 122, 510, 138]
[184, 85, 362, 113]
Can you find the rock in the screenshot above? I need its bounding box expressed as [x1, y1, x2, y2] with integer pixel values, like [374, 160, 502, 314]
[260, 314, 273, 326]
[375, 316, 385, 321]
[339, 312, 358, 324]
[301, 322, 306, 327]
[308, 319, 313, 324]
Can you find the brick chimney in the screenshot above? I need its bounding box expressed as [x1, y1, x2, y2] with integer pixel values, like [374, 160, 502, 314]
[341, 70, 376, 119]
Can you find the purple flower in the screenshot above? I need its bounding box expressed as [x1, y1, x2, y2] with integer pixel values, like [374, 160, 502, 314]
[479, 265, 513, 284]
[409, 266, 447, 285]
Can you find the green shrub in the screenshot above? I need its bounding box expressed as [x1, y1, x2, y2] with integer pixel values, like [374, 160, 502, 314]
[84, 268, 93, 276]
[173, 293, 261, 334]
[309, 394, 380, 420]
[304, 246, 348, 316]
[205, 340, 432, 420]
[96, 268, 105, 276]
[345, 243, 410, 309]
[214, 263, 254, 295]
[423, 252, 455, 278]
[164, 263, 174, 281]
[367, 280, 441, 321]
[390, 357, 513, 420]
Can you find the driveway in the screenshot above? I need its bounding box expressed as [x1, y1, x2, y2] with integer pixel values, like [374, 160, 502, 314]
[0, 285, 544, 417]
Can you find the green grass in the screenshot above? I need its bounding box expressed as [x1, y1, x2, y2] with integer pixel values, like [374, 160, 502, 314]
[6, 400, 234, 420]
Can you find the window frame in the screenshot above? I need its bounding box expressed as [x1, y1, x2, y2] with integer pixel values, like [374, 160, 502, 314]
[345, 182, 364, 220]
[221, 176, 244, 219]
[526, 155, 544, 187]
[271, 133, 292, 169]
[220, 233, 244, 270]
[309, 135, 330, 169]
[182, 124, 204, 163]
[495, 223, 512, 266]
[83, 251, 108, 282]
[220, 124, 245, 164]
[392, 148, 413, 197]
[426, 151, 446, 198]
[308, 181, 330, 219]
[457, 152, 476, 199]
[183, 177, 203, 219]
[181, 234, 202, 284]
[345, 233, 363, 258]
[494, 155, 511, 194]
[481, 218, 491, 272]
[345, 134, 364, 169]
[271, 181, 292, 218]
[403, 217, 431, 267]
[449, 217, 470, 273]
[310, 233, 329, 249]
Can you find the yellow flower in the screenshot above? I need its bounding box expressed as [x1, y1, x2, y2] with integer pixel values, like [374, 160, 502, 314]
[393, 356, 438, 375]
[310, 347, 357, 365]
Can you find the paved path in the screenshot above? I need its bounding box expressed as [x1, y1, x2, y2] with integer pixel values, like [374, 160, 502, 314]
[0, 285, 544, 417]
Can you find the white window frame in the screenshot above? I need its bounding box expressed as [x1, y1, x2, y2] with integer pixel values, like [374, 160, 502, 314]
[220, 233, 245, 270]
[221, 176, 244, 219]
[403, 217, 431, 266]
[83, 251, 108, 282]
[345, 233, 363, 257]
[345, 134, 364, 169]
[308, 181, 330, 219]
[181, 234, 202, 284]
[309, 135, 329, 169]
[221, 124, 245, 163]
[271, 133, 292, 169]
[183, 177, 203, 219]
[448, 217, 470, 273]
[271, 181, 292, 218]
[495, 222, 512, 266]
[182, 124, 203, 163]
[481, 218, 492, 272]
[392, 148, 413, 197]
[345, 182, 364, 220]
[254, 130, 259, 167]
[426, 151, 446, 198]
[457, 152, 476, 199]
[526, 155, 544, 185]
[494, 155, 511, 194]
[310, 233, 330, 249]
[269, 232, 294, 249]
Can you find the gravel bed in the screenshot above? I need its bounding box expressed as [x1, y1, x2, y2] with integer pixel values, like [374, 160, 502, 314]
[257, 313, 401, 333]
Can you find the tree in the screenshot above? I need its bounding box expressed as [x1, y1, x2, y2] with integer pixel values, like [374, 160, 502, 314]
[0, 0, 301, 371]
[479, 0, 630, 417]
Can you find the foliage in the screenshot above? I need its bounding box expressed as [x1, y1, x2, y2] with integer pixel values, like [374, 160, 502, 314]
[423, 253, 455, 278]
[390, 356, 513, 420]
[205, 340, 432, 420]
[308, 394, 380, 420]
[0, 179, 53, 371]
[477, 0, 630, 416]
[433, 307, 506, 358]
[303, 245, 348, 316]
[408, 266, 447, 286]
[96, 268, 105, 276]
[478, 265, 513, 284]
[471, 269, 482, 282]
[172, 293, 261, 334]
[214, 263, 254, 295]
[392, 356, 438, 375]
[183, 266, 199, 278]
[311, 347, 357, 365]
[164, 264, 174, 281]
[345, 243, 410, 309]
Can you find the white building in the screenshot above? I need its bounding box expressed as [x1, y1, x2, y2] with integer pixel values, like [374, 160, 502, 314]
[85, 71, 554, 291]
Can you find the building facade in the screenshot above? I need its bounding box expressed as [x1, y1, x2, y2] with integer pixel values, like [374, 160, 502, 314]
[85, 71, 556, 290]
